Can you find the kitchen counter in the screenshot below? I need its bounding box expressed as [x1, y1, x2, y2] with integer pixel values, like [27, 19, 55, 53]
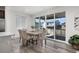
[0, 32, 14, 37]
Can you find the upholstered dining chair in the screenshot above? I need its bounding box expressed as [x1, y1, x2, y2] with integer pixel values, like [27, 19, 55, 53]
[32, 35, 38, 45]
[21, 31, 32, 46]
[18, 30, 23, 43]
[18, 30, 31, 46]
[38, 29, 47, 47]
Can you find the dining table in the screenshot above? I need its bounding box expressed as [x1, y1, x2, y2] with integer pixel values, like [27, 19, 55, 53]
[26, 30, 43, 45]
[26, 31, 42, 36]
[26, 30, 42, 41]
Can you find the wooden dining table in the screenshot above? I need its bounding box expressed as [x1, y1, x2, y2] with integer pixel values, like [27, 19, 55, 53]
[26, 30, 43, 45]
[26, 31, 42, 36]
[26, 31, 42, 41]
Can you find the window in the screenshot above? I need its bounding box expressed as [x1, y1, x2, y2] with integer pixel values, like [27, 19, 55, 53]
[40, 16, 45, 29]
[46, 14, 55, 39]
[35, 12, 66, 41]
[35, 17, 40, 29]
[35, 16, 45, 29]
[55, 12, 66, 41]
[16, 16, 26, 29]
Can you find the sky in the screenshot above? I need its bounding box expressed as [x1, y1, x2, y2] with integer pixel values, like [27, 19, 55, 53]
[35, 17, 65, 24]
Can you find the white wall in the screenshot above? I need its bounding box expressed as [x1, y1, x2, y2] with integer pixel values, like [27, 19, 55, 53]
[34, 6, 79, 43]
[5, 6, 34, 37]
[64, 7, 79, 43]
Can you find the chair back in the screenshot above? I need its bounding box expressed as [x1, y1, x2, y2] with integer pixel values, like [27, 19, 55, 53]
[18, 30, 23, 40]
[39, 29, 47, 40]
[21, 31, 26, 39]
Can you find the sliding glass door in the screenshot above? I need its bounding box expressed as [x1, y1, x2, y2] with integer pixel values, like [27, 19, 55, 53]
[35, 11, 66, 41]
[46, 14, 55, 39]
[55, 12, 66, 41]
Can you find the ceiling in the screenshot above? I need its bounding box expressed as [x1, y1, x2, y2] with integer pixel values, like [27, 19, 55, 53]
[9, 6, 53, 15]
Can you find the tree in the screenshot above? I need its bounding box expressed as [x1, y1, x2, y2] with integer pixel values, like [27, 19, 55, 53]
[55, 20, 60, 26]
[55, 20, 61, 29]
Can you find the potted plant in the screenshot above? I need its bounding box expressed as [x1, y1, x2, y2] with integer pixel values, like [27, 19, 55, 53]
[68, 34, 79, 50]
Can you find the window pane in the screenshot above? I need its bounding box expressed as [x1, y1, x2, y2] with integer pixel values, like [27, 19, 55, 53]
[40, 16, 45, 29]
[16, 16, 26, 29]
[55, 12, 66, 41]
[46, 14, 55, 39]
[35, 16, 45, 29]
[35, 17, 40, 29]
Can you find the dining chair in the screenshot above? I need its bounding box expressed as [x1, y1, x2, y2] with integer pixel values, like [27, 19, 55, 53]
[38, 29, 48, 47]
[18, 30, 23, 43]
[21, 31, 31, 46]
[32, 35, 38, 45]
[18, 30, 31, 46]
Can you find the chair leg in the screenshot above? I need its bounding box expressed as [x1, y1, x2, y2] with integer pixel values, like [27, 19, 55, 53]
[45, 39, 46, 47]
[28, 40, 30, 45]
[22, 40, 25, 46]
[22, 39, 27, 46]
[40, 40, 43, 47]
[33, 40, 35, 45]
[36, 40, 37, 45]
[32, 40, 37, 45]
[31, 39, 34, 44]
[19, 37, 21, 43]
[30, 39, 33, 44]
